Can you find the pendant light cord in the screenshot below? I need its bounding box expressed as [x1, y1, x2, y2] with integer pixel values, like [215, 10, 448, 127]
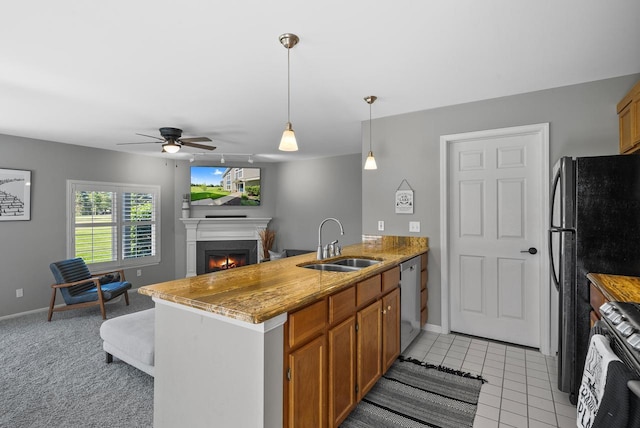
[369, 101, 372, 151]
[287, 46, 291, 124]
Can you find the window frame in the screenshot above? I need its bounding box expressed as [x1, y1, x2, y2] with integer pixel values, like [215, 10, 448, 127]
[67, 180, 161, 271]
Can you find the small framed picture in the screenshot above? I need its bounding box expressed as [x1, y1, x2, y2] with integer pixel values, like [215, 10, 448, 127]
[0, 168, 31, 221]
[395, 189, 413, 214]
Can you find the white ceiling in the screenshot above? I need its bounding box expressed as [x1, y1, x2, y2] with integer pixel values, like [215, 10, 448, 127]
[1, 1, 639, 163]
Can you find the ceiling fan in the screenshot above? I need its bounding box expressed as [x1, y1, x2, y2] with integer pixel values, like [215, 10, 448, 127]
[118, 127, 216, 153]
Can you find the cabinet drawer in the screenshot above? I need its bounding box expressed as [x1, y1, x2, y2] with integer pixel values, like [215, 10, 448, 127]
[421, 288, 427, 309]
[288, 299, 327, 349]
[357, 275, 381, 307]
[589, 283, 607, 318]
[381, 267, 400, 293]
[329, 286, 356, 325]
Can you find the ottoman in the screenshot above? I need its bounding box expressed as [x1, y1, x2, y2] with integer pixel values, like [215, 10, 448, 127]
[99, 308, 155, 376]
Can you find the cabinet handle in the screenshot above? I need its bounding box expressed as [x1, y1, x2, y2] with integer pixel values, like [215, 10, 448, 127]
[382, 309, 387, 314]
[387, 305, 392, 311]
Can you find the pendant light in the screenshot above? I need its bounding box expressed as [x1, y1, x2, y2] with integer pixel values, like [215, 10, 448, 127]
[364, 95, 378, 170]
[278, 33, 299, 151]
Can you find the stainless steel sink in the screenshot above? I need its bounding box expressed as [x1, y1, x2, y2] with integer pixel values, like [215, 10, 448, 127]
[302, 263, 361, 272]
[332, 258, 381, 268]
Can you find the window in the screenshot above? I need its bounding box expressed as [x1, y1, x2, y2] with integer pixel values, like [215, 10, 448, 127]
[68, 180, 161, 270]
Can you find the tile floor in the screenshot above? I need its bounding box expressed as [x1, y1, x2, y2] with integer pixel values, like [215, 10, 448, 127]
[403, 331, 577, 428]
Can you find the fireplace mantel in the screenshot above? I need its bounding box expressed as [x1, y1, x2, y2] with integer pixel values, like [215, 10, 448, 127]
[182, 217, 272, 277]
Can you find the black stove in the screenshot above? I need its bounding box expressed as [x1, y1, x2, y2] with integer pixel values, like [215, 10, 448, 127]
[599, 302, 640, 375]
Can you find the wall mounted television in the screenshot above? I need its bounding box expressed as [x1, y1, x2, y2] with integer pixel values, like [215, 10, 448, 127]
[190, 166, 261, 206]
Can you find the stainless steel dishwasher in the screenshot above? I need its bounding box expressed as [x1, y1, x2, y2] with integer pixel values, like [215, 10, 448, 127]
[400, 256, 421, 352]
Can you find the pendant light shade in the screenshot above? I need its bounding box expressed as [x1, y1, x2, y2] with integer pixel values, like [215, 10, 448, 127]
[364, 95, 378, 170]
[279, 33, 299, 151]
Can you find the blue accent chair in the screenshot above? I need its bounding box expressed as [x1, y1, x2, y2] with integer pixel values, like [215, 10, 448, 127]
[48, 257, 132, 321]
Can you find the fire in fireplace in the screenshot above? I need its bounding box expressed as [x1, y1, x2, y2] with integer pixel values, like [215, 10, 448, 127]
[196, 240, 258, 275]
[206, 251, 249, 272]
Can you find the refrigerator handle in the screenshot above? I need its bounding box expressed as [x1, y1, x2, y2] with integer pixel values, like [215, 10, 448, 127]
[550, 167, 561, 228]
[548, 229, 560, 291]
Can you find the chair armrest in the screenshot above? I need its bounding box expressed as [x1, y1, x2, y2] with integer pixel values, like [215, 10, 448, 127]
[90, 268, 127, 281]
[50, 277, 101, 289]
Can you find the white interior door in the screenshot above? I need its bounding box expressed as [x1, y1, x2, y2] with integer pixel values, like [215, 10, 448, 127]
[446, 126, 546, 348]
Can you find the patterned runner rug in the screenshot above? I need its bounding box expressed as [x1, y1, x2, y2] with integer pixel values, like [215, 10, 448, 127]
[341, 356, 486, 428]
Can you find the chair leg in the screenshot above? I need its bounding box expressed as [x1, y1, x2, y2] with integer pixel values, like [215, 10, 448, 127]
[97, 291, 107, 320]
[106, 352, 113, 364]
[124, 290, 130, 306]
[48, 288, 57, 322]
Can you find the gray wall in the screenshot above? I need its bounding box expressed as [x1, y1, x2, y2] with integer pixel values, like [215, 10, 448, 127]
[270, 153, 363, 252]
[361, 73, 640, 327]
[0, 135, 178, 317]
[0, 140, 362, 317]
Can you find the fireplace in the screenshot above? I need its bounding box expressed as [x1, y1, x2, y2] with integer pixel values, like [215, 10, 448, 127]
[196, 240, 258, 275]
[182, 217, 271, 278]
[205, 250, 249, 273]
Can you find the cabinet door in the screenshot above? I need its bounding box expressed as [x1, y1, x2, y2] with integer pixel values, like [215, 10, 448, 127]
[382, 288, 400, 373]
[357, 299, 382, 401]
[619, 102, 635, 153]
[287, 335, 326, 428]
[328, 315, 356, 428]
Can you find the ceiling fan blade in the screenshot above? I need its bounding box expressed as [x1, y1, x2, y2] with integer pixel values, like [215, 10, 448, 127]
[136, 133, 165, 141]
[180, 137, 212, 143]
[116, 141, 159, 145]
[181, 142, 217, 151]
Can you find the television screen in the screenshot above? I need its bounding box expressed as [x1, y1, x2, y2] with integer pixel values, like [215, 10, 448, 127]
[190, 166, 261, 206]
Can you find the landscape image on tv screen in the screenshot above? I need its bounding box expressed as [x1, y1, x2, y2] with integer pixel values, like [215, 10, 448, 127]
[190, 166, 261, 206]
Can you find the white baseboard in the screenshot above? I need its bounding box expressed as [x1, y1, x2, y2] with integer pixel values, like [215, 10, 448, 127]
[0, 286, 142, 322]
[422, 323, 442, 334]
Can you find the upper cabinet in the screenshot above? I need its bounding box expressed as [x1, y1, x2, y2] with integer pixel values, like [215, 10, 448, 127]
[618, 79, 640, 154]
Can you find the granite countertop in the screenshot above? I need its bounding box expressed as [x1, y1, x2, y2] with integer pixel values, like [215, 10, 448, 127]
[139, 236, 428, 324]
[587, 273, 640, 302]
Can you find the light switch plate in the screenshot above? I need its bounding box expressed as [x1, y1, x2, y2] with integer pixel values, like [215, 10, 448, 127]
[378, 220, 384, 231]
[409, 221, 420, 232]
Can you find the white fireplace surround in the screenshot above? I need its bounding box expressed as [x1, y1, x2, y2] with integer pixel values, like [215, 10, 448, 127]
[182, 217, 272, 277]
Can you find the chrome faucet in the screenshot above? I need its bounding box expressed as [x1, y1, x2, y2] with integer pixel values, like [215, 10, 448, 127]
[317, 218, 344, 260]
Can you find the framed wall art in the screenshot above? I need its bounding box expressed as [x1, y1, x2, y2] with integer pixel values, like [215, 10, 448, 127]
[0, 168, 31, 221]
[395, 179, 414, 214]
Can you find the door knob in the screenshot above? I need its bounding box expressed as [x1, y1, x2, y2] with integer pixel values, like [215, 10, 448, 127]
[520, 247, 538, 255]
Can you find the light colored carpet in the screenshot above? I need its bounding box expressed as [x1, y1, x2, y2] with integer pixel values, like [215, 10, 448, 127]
[0, 292, 154, 428]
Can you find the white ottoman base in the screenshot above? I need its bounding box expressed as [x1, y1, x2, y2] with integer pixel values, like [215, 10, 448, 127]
[100, 308, 155, 377]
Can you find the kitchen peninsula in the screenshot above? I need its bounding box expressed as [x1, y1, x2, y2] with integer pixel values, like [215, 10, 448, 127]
[139, 235, 428, 428]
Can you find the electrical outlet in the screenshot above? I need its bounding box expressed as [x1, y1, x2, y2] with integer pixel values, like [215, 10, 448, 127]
[137, 269, 142, 277]
[16, 288, 23, 298]
[409, 221, 420, 232]
[378, 220, 385, 231]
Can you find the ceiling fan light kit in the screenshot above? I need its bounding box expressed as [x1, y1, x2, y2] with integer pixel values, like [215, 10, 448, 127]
[278, 33, 299, 152]
[364, 95, 378, 170]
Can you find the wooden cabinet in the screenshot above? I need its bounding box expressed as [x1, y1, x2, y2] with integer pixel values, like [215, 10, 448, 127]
[420, 252, 428, 326]
[328, 315, 356, 427]
[284, 300, 328, 428]
[382, 287, 400, 372]
[357, 299, 383, 401]
[287, 334, 326, 428]
[618, 80, 640, 154]
[286, 265, 402, 427]
[589, 282, 607, 327]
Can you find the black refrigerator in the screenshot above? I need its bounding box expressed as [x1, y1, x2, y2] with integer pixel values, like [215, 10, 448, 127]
[549, 154, 640, 404]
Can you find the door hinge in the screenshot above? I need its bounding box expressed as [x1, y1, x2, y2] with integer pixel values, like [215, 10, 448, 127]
[355, 322, 359, 332]
[287, 367, 291, 381]
[355, 384, 359, 394]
